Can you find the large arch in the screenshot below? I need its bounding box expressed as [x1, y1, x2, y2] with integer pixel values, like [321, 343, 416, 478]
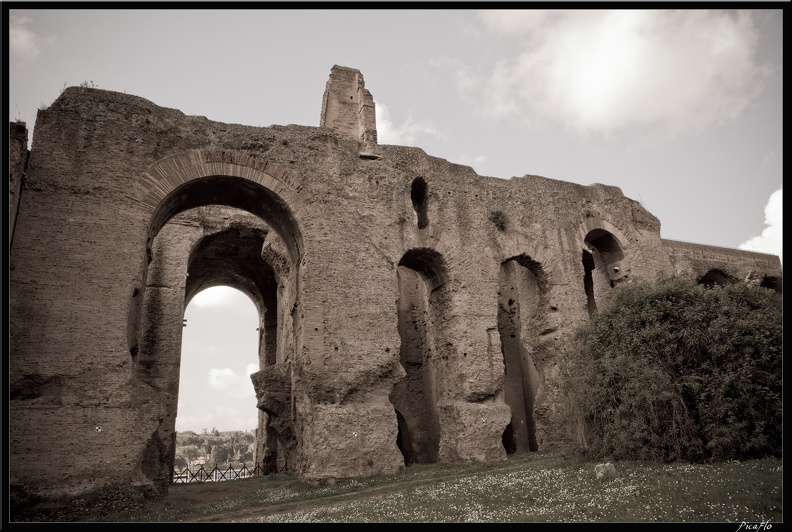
[139, 205, 296, 486]
[126, 151, 307, 373]
[126, 152, 306, 490]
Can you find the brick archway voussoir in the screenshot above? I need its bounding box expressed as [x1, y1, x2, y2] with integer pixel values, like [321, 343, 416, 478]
[576, 216, 634, 251]
[419, 232, 474, 282]
[495, 233, 560, 286]
[130, 150, 302, 219]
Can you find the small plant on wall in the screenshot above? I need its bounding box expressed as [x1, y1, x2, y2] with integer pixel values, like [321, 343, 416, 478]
[489, 210, 508, 232]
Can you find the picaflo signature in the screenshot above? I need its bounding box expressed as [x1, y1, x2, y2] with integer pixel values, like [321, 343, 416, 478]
[736, 521, 772, 531]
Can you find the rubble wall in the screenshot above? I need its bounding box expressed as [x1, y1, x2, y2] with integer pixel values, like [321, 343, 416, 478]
[9, 66, 782, 499]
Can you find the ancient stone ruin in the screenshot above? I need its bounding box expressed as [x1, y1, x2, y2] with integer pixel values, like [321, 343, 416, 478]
[9, 65, 782, 500]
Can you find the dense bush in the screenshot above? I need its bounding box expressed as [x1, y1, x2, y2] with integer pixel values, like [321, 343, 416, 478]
[488, 210, 508, 231]
[558, 276, 782, 462]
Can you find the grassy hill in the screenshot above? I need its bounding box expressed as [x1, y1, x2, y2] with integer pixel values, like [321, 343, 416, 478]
[12, 451, 782, 523]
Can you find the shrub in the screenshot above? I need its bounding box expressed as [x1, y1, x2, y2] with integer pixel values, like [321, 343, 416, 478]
[557, 276, 782, 462]
[488, 210, 508, 231]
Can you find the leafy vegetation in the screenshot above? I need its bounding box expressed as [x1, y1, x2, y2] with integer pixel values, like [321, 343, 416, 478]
[174, 429, 256, 470]
[557, 276, 782, 463]
[488, 210, 508, 231]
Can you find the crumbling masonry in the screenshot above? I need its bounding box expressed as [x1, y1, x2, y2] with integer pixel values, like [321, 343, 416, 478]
[9, 65, 782, 499]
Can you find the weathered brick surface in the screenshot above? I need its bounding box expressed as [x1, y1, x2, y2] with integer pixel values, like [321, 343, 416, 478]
[9, 121, 29, 244]
[9, 66, 782, 499]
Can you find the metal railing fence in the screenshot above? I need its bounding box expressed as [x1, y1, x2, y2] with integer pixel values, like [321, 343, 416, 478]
[172, 463, 265, 484]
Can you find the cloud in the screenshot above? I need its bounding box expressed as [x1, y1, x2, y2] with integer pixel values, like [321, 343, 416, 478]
[190, 285, 252, 309]
[375, 102, 446, 146]
[457, 154, 489, 173]
[208, 363, 259, 399]
[459, 10, 771, 138]
[9, 11, 54, 64]
[739, 187, 782, 263]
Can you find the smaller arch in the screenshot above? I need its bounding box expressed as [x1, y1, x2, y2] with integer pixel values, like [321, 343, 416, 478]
[398, 247, 448, 291]
[410, 177, 429, 229]
[584, 228, 625, 264]
[697, 269, 738, 288]
[497, 254, 547, 454]
[176, 215, 290, 476]
[184, 225, 274, 308]
[761, 276, 782, 293]
[390, 247, 451, 467]
[504, 254, 548, 292]
[581, 228, 627, 319]
[492, 234, 561, 287]
[584, 228, 630, 284]
[576, 216, 637, 282]
[177, 285, 261, 437]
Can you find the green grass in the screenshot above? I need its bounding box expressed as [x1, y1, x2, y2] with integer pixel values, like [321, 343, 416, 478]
[15, 452, 782, 523]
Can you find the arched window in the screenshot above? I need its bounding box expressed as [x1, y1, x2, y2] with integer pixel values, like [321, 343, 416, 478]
[411, 177, 429, 229]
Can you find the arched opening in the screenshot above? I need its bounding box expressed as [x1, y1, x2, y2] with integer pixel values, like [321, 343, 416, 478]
[582, 250, 597, 318]
[183, 221, 279, 369]
[497, 255, 547, 454]
[411, 177, 429, 229]
[389, 248, 449, 466]
[177, 285, 260, 435]
[697, 269, 738, 288]
[586, 229, 624, 264]
[128, 175, 302, 369]
[129, 175, 302, 489]
[761, 276, 782, 293]
[582, 229, 626, 318]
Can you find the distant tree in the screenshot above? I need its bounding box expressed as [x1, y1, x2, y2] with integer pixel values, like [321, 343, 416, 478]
[225, 431, 243, 461]
[180, 433, 202, 447]
[173, 455, 188, 470]
[241, 444, 255, 463]
[212, 427, 220, 437]
[201, 439, 213, 460]
[211, 445, 230, 465]
[178, 445, 201, 466]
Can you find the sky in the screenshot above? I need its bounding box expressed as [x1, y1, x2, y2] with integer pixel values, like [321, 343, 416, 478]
[7, 8, 783, 433]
